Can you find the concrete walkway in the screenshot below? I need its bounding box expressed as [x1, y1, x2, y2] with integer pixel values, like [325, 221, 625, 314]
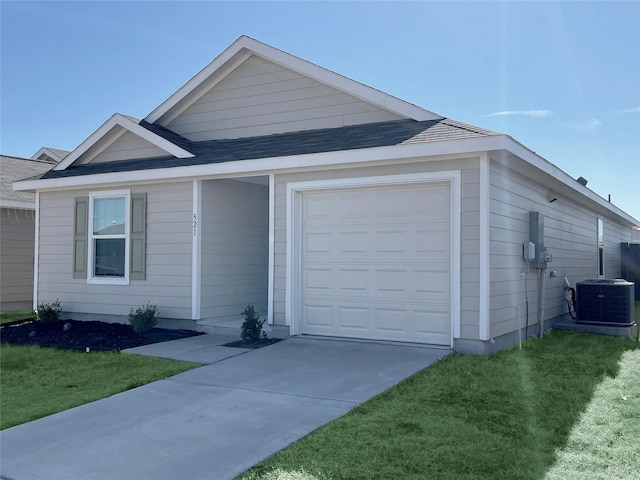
[1, 335, 449, 480]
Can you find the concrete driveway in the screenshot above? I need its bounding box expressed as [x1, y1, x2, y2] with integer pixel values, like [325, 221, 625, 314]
[1, 337, 449, 480]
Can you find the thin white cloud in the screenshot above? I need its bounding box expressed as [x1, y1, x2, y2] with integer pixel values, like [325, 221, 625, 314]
[484, 110, 553, 118]
[620, 106, 640, 113]
[565, 118, 602, 130]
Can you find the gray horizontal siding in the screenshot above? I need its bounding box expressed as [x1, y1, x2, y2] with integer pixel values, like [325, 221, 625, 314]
[200, 179, 269, 321]
[166, 54, 403, 141]
[488, 160, 632, 338]
[37, 182, 193, 320]
[272, 157, 481, 340]
[603, 220, 630, 279]
[90, 131, 168, 164]
[0, 208, 35, 311]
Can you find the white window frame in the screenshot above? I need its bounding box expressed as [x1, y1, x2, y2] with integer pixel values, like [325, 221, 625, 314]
[88, 189, 130, 285]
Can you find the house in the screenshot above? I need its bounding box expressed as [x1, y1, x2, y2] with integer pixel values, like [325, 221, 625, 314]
[13, 36, 639, 353]
[1, 154, 62, 311]
[31, 147, 70, 164]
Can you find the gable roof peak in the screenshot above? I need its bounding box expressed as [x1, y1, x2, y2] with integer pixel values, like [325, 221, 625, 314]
[144, 35, 442, 126]
[31, 147, 69, 163]
[54, 113, 194, 171]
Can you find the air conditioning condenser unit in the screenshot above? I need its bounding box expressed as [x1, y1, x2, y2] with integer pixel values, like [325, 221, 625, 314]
[576, 279, 636, 326]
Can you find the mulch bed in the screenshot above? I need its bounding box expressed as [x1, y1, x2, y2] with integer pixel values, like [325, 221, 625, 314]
[0, 319, 204, 352]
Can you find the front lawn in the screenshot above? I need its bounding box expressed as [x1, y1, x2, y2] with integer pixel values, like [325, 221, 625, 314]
[0, 344, 196, 430]
[242, 330, 639, 480]
[0, 309, 36, 325]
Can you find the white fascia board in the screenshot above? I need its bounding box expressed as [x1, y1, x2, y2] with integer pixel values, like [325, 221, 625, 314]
[54, 113, 194, 171]
[0, 200, 35, 210]
[503, 136, 640, 226]
[145, 35, 441, 124]
[15, 136, 506, 192]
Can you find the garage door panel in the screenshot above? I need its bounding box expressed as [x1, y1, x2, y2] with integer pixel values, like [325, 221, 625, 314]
[302, 266, 449, 298]
[303, 196, 333, 219]
[300, 182, 452, 345]
[372, 230, 407, 253]
[415, 227, 450, 252]
[302, 304, 451, 344]
[304, 269, 332, 290]
[338, 307, 369, 330]
[375, 269, 409, 293]
[415, 269, 450, 294]
[373, 308, 408, 333]
[337, 231, 368, 253]
[339, 269, 368, 291]
[303, 305, 333, 328]
[304, 232, 332, 254]
[414, 309, 451, 334]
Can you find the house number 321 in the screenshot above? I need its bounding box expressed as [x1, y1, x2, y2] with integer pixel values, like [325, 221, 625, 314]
[193, 213, 198, 236]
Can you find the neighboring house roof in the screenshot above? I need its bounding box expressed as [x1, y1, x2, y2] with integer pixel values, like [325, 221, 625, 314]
[1, 155, 56, 209]
[31, 147, 70, 163]
[40, 118, 500, 179]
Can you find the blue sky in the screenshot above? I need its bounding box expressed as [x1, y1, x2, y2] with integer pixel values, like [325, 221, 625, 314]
[1, 1, 639, 220]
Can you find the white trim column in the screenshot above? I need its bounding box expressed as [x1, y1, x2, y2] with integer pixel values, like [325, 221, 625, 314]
[267, 174, 275, 324]
[191, 180, 202, 320]
[33, 192, 40, 310]
[479, 153, 491, 341]
[451, 174, 461, 341]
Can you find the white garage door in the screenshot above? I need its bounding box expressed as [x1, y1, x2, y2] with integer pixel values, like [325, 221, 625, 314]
[300, 181, 451, 345]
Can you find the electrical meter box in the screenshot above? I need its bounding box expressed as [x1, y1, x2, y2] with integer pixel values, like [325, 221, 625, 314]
[529, 211, 551, 269]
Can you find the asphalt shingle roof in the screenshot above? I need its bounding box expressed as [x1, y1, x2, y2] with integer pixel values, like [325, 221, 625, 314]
[39, 118, 501, 180]
[1, 155, 57, 204]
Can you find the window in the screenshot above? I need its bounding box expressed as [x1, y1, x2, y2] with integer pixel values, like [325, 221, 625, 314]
[597, 217, 604, 277]
[73, 190, 146, 284]
[89, 191, 130, 283]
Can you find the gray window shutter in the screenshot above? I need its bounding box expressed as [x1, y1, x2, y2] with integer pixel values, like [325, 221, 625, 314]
[73, 196, 89, 279]
[130, 193, 147, 280]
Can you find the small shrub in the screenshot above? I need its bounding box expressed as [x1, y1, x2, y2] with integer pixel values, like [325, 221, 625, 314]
[37, 299, 62, 323]
[128, 302, 159, 334]
[240, 304, 265, 344]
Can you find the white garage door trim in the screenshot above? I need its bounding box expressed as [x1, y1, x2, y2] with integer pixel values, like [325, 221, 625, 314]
[286, 171, 461, 346]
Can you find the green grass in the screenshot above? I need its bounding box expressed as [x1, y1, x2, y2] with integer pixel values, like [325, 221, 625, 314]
[0, 309, 36, 325]
[0, 344, 196, 430]
[241, 330, 639, 480]
[544, 348, 639, 480]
